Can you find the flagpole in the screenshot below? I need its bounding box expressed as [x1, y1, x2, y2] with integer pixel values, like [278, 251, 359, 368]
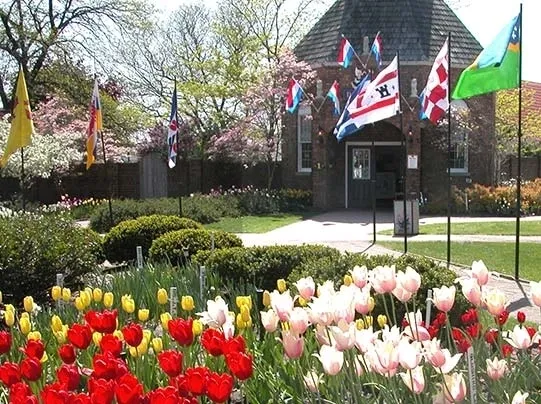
[372, 137, 376, 244]
[174, 79, 183, 217]
[397, 50, 407, 253]
[20, 147, 26, 212]
[514, 4, 523, 279]
[99, 129, 114, 229]
[364, 31, 380, 68]
[447, 32, 452, 269]
[341, 34, 367, 69]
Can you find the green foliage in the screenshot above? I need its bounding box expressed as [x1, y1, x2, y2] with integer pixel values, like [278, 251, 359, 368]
[277, 188, 312, 212]
[0, 214, 103, 304]
[193, 245, 341, 291]
[149, 229, 243, 263]
[103, 215, 203, 263]
[182, 194, 241, 223]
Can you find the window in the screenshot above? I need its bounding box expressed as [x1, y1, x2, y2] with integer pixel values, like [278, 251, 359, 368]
[352, 148, 370, 179]
[449, 132, 468, 174]
[297, 104, 312, 172]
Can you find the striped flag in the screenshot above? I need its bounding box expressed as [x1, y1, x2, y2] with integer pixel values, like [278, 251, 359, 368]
[86, 80, 102, 169]
[327, 80, 341, 116]
[285, 79, 303, 113]
[420, 39, 449, 124]
[337, 37, 355, 68]
[371, 32, 383, 68]
[167, 87, 179, 168]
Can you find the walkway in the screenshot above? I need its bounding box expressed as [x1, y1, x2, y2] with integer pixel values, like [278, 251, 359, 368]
[237, 210, 541, 323]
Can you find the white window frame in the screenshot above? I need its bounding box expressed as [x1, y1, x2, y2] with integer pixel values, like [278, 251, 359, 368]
[449, 132, 469, 174]
[297, 104, 312, 173]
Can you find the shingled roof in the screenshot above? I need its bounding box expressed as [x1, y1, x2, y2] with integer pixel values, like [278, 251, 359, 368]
[295, 0, 482, 66]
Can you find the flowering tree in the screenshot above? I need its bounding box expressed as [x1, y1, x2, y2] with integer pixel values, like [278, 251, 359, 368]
[136, 121, 198, 161]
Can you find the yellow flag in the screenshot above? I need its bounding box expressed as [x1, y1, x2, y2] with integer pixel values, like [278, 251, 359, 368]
[0, 68, 34, 167]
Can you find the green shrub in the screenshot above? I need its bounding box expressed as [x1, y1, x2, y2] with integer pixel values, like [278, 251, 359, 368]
[103, 215, 203, 263]
[278, 189, 312, 212]
[0, 214, 103, 304]
[193, 245, 341, 291]
[149, 229, 243, 263]
[182, 194, 240, 223]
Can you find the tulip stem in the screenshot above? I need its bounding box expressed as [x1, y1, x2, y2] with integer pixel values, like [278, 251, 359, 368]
[389, 294, 397, 326]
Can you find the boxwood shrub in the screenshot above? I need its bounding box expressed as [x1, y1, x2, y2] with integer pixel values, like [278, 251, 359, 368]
[149, 229, 243, 263]
[0, 214, 103, 304]
[103, 215, 203, 263]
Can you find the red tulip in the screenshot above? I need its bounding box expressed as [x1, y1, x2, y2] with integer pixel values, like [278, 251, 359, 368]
[168, 318, 194, 346]
[495, 310, 509, 326]
[502, 343, 514, 357]
[23, 339, 45, 360]
[517, 311, 526, 324]
[201, 328, 225, 356]
[57, 364, 81, 391]
[88, 378, 115, 404]
[20, 357, 42, 381]
[9, 381, 34, 403]
[460, 308, 478, 325]
[466, 323, 482, 339]
[206, 372, 233, 403]
[0, 362, 21, 387]
[169, 374, 190, 397]
[85, 310, 118, 334]
[185, 366, 209, 396]
[115, 373, 144, 404]
[146, 386, 180, 404]
[71, 393, 92, 404]
[223, 335, 246, 355]
[158, 350, 183, 377]
[40, 382, 70, 403]
[67, 323, 92, 350]
[92, 352, 128, 380]
[455, 338, 471, 353]
[100, 334, 123, 357]
[527, 326, 537, 339]
[485, 329, 499, 345]
[0, 330, 11, 355]
[225, 351, 253, 380]
[58, 344, 77, 364]
[121, 323, 143, 348]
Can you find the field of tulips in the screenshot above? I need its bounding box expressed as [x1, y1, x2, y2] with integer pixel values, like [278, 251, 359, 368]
[0, 260, 540, 403]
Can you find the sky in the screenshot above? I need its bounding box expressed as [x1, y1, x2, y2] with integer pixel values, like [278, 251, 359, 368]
[153, 0, 541, 83]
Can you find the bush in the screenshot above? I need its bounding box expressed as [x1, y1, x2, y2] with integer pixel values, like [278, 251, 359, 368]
[193, 245, 341, 291]
[149, 229, 243, 263]
[182, 194, 240, 223]
[278, 188, 312, 212]
[0, 213, 103, 304]
[103, 215, 203, 263]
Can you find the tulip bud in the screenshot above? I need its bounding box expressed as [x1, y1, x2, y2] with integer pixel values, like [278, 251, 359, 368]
[181, 295, 195, 311]
[92, 332, 102, 346]
[236, 313, 246, 329]
[51, 286, 62, 301]
[368, 297, 375, 313]
[152, 337, 163, 353]
[19, 317, 31, 335]
[262, 290, 271, 307]
[343, 274, 353, 287]
[364, 316, 373, 328]
[103, 292, 114, 309]
[62, 288, 71, 302]
[93, 288, 103, 302]
[160, 312, 172, 331]
[23, 296, 34, 313]
[121, 295, 135, 314]
[81, 290, 92, 308]
[298, 297, 308, 307]
[5, 304, 14, 313]
[75, 297, 85, 312]
[157, 288, 168, 305]
[143, 329, 152, 343]
[51, 315, 63, 333]
[355, 319, 365, 330]
[240, 304, 251, 322]
[377, 314, 387, 328]
[21, 312, 29, 319]
[517, 311, 526, 324]
[192, 319, 203, 336]
[129, 346, 138, 358]
[4, 310, 15, 327]
[27, 331, 41, 341]
[137, 339, 148, 356]
[277, 279, 287, 293]
[138, 309, 149, 322]
[113, 330, 124, 341]
[54, 325, 68, 344]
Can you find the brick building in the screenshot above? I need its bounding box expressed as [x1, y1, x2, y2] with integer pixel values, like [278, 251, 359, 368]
[282, 0, 496, 210]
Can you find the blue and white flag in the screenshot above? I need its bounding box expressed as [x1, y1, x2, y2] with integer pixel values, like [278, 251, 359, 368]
[167, 87, 179, 168]
[327, 80, 341, 116]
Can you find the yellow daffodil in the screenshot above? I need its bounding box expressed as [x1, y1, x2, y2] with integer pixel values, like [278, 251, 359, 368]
[27, 331, 41, 341]
[240, 304, 251, 322]
[151, 337, 163, 354]
[192, 319, 203, 336]
[51, 315, 63, 332]
[51, 286, 62, 301]
[377, 314, 387, 329]
[62, 288, 71, 302]
[103, 292, 114, 308]
[23, 296, 34, 313]
[93, 332, 102, 346]
[93, 288, 103, 302]
[343, 274, 353, 287]
[138, 309, 149, 322]
[19, 317, 31, 335]
[4, 310, 14, 327]
[181, 295, 194, 311]
[157, 288, 168, 305]
[160, 312, 172, 331]
[277, 279, 287, 293]
[262, 290, 271, 307]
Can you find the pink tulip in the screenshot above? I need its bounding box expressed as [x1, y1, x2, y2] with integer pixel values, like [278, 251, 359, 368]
[530, 281, 541, 307]
[330, 320, 356, 351]
[280, 330, 304, 359]
[315, 324, 331, 346]
[511, 391, 529, 404]
[307, 296, 334, 326]
[332, 289, 356, 324]
[505, 325, 535, 350]
[270, 290, 294, 322]
[471, 260, 489, 286]
[354, 287, 373, 315]
[486, 357, 507, 381]
[460, 278, 482, 306]
[260, 309, 279, 332]
[398, 339, 422, 370]
[371, 265, 397, 294]
[442, 372, 467, 402]
[400, 366, 425, 394]
[295, 277, 315, 301]
[303, 371, 322, 393]
[403, 311, 430, 341]
[392, 283, 413, 303]
[433, 286, 456, 313]
[424, 340, 462, 373]
[315, 344, 344, 375]
[398, 266, 421, 294]
[351, 265, 368, 288]
[366, 340, 399, 376]
[482, 288, 508, 316]
[289, 307, 310, 335]
[354, 326, 378, 354]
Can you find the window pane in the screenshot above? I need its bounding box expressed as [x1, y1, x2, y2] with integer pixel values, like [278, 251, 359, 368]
[299, 118, 312, 142]
[301, 143, 312, 169]
[352, 148, 370, 179]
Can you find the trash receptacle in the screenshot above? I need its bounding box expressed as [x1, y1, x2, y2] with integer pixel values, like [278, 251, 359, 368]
[393, 199, 419, 236]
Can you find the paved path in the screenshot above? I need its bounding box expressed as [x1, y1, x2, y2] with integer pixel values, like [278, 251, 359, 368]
[237, 210, 541, 323]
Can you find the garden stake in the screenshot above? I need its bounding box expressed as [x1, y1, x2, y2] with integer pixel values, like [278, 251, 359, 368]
[425, 289, 433, 326]
[199, 266, 206, 301]
[466, 346, 478, 403]
[136, 246, 143, 269]
[56, 273, 64, 311]
[169, 287, 178, 317]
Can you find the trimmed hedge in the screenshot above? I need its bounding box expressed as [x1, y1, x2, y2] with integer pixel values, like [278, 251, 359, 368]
[149, 229, 243, 263]
[0, 214, 103, 304]
[103, 215, 203, 263]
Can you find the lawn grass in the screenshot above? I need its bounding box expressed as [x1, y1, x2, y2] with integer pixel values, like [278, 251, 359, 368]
[378, 220, 541, 236]
[378, 241, 541, 281]
[203, 214, 304, 233]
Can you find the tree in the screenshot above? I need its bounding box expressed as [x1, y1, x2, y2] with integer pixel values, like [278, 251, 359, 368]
[0, 0, 153, 110]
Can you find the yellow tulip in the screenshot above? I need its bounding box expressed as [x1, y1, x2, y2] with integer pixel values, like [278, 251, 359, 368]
[192, 319, 203, 336]
[152, 337, 163, 354]
[143, 329, 152, 343]
[368, 297, 375, 313]
[121, 295, 135, 314]
[51, 286, 62, 301]
[240, 304, 251, 322]
[27, 331, 41, 341]
[75, 297, 85, 311]
[81, 290, 92, 308]
[4, 310, 15, 327]
[138, 309, 149, 322]
[21, 312, 29, 319]
[356, 319, 365, 330]
[62, 288, 71, 302]
[5, 304, 14, 313]
[40, 352, 48, 363]
[54, 325, 68, 344]
[277, 279, 287, 293]
[23, 296, 34, 313]
[298, 297, 308, 307]
[84, 287, 93, 299]
[377, 314, 387, 329]
[93, 332, 103, 346]
[181, 295, 194, 311]
[262, 290, 271, 307]
[113, 330, 124, 341]
[343, 274, 353, 287]
[160, 312, 172, 330]
[103, 292, 114, 308]
[51, 315, 63, 332]
[157, 288, 168, 305]
[93, 288, 103, 302]
[364, 316, 373, 328]
[236, 313, 245, 329]
[136, 339, 148, 356]
[236, 296, 252, 309]
[19, 317, 31, 335]
[129, 346, 138, 358]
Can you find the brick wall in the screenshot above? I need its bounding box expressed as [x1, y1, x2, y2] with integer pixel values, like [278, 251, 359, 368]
[505, 156, 541, 181]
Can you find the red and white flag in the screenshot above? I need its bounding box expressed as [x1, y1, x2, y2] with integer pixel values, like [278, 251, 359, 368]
[420, 39, 449, 124]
